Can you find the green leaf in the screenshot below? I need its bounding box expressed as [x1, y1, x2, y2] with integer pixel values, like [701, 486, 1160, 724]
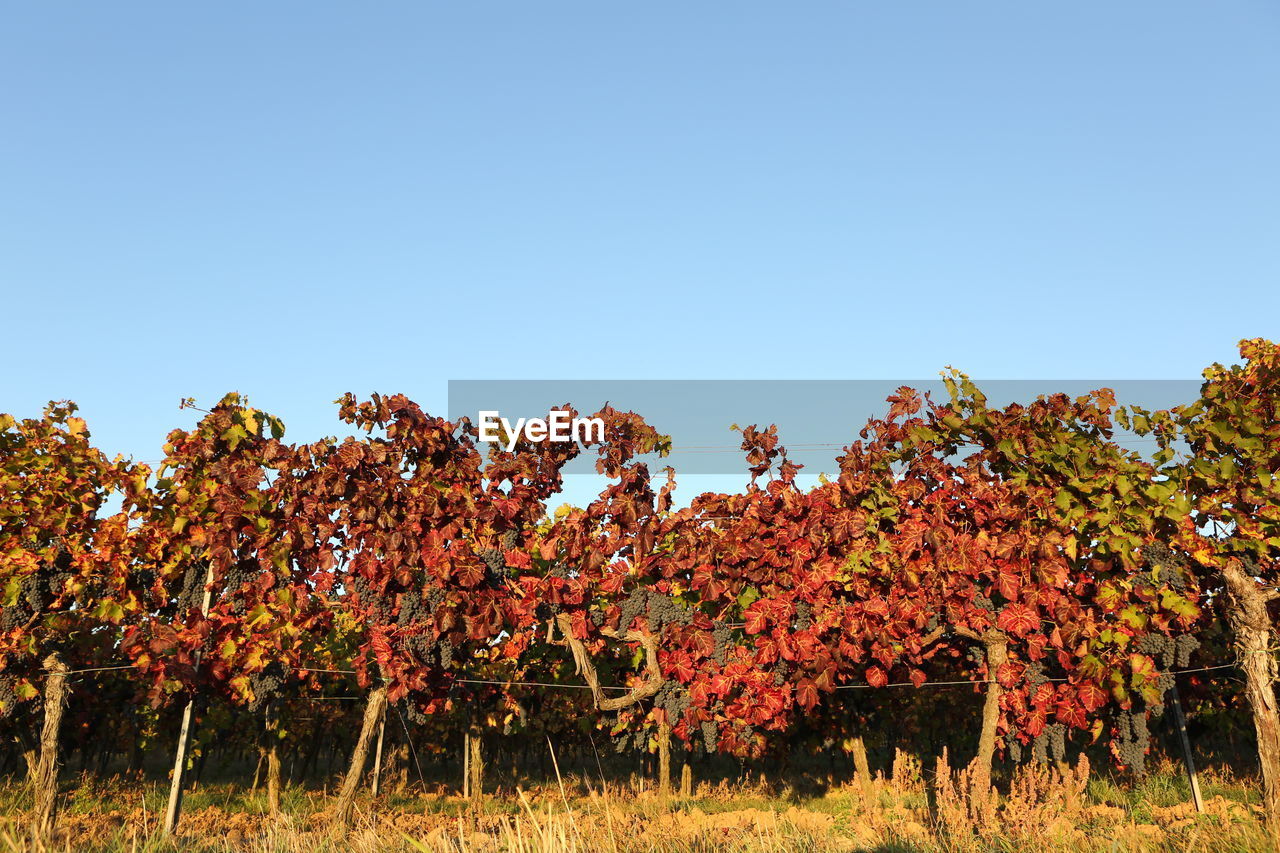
[1119, 606, 1148, 630]
[94, 598, 125, 624]
[221, 424, 249, 450]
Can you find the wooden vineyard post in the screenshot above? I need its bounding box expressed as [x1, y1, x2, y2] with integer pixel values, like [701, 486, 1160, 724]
[657, 719, 672, 798]
[265, 701, 282, 817]
[163, 562, 214, 836]
[30, 653, 69, 841]
[462, 733, 470, 799]
[1167, 678, 1204, 814]
[467, 731, 484, 802]
[850, 735, 873, 803]
[334, 684, 389, 827]
[371, 704, 386, 798]
[680, 762, 693, 798]
[974, 631, 1008, 793]
[1223, 561, 1280, 833]
[16, 728, 38, 786]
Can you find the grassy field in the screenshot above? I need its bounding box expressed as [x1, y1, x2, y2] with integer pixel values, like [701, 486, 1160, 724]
[0, 754, 1274, 852]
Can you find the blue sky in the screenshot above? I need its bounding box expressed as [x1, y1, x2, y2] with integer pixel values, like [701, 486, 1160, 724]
[2, 2, 1278, 477]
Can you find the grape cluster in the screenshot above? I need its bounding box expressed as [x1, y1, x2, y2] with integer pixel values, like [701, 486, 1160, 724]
[1137, 632, 1199, 672]
[398, 595, 423, 627]
[617, 588, 647, 633]
[966, 646, 985, 667]
[1114, 710, 1150, 774]
[177, 561, 209, 612]
[1138, 635, 1167, 657]
[1175, 635, 1198, 669]
[771, 661, 788, 686]
[1142, 543, 1189, 591]
[2, 552, 74, 629]
[0, 592, 27, 631]
[221, 559, 257, 615]
[794, 601, 813, 630]
[700, 720, 718, 753]
[398, 586, 443, 627]
[616, 588, 693, 634]
[351, 574, 395, 623]
[403, 626, 455, 670]
[612, 728, 649, 753]
[479, 548, 510, 583]
[647, 591, 693, 633]
[406, 700, 430, 726]
[1005, 733, 1023, 764]
[589, 608, 607, 627]
[0, 676, 19, 720]
[654, 681, 691, 725]
[1023, 661, 1049, 687]
[1031, 723, 1066, 765]
[1050, 724, 1067, 764]
[248, 661, 286, 712]
[133, 569, 156, 595]
[1031, 734, 1046, 764]
[712, 621, 733, 666]
[972, 593, 995, 613]
[466, 529, 524, 588]
[1136, 633, 1199, 708]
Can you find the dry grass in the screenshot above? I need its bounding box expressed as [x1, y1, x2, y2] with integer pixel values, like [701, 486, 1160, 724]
[0, 759, 1273, 852]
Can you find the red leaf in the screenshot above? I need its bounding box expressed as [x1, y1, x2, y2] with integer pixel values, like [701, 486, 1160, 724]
[1056, 702, 1088, 730]
[996, 570, 1021, 601]
[672, 657, 695, 683]
[371, 633, 393, 668]
[796, 678, 819, 711]
[1077, 681, 1108, 711]
[996, 603, 1038, 638]
[454, 559, 485, 589]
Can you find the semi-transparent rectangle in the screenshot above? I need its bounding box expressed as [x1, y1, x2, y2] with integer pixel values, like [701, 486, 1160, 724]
[447, 380, 1202, 476]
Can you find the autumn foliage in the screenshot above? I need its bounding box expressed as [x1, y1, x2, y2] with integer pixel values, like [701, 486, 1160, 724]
[3, 339, 1280, 835]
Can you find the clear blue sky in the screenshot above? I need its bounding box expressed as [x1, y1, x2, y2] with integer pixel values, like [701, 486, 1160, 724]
[3, 3, 1278, 470]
